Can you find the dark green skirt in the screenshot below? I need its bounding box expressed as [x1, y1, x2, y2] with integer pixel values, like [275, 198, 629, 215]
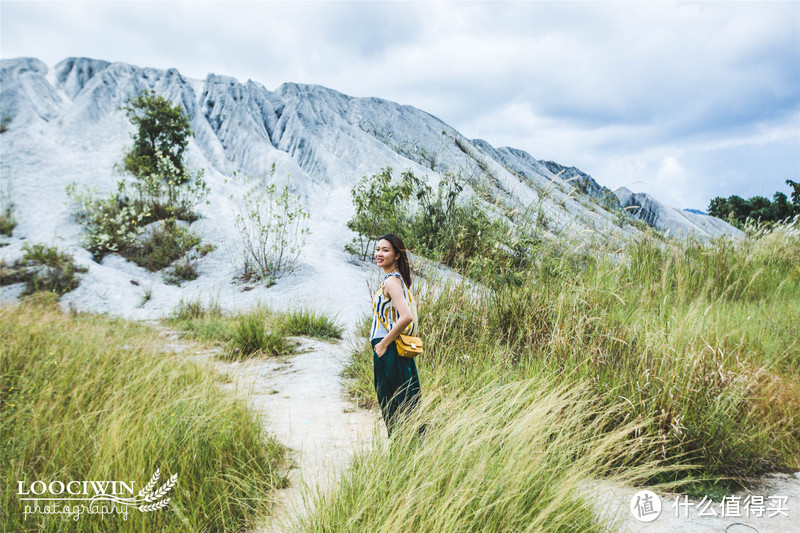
[371, 337, 422, 436]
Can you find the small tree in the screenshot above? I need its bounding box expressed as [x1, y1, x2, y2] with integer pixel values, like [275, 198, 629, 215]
[68, 90, 208, 273]
[122, 90, 192, 181]
[345, 167, 417, 261]
[230, 165, 311, 285]
[787, 179, 800, 212]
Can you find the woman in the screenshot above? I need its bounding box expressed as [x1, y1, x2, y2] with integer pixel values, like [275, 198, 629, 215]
[370, 233, 422, 437]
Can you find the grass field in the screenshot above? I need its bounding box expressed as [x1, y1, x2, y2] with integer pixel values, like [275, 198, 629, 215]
[334, 219, 800, 531]
[0, 296, 289, 532]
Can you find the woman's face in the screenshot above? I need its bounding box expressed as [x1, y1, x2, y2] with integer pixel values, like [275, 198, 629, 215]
[375, 239, 398, 269]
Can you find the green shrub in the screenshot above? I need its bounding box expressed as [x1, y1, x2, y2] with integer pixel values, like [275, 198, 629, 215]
[66, 180, 151, 255]
[226, 309, 296, 359]
[121, 90, 192, 180]
[230, 165, 310, 284]
[67, 90, 209, 266]
[0, 243, 87, 296]
[277, 308, 343, 339]
[124, 219, 201, 272]
[0, 183, 15, 237]
[345, 167, 543, 287]
[163, 258, 197, 285]
[344, 167, 417, 260]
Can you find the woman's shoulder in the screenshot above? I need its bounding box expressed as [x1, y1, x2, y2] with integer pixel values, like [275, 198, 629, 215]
[382, 272, 405, 297]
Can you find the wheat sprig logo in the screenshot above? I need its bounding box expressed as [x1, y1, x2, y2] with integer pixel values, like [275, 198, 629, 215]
[137, 468, 160, 499]
[139, 497, 172, 513]
[83, 468, 178, 511]
[142, 473, 178, 504]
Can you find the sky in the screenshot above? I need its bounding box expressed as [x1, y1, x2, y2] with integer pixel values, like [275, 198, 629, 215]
[1, 0, 798, 210]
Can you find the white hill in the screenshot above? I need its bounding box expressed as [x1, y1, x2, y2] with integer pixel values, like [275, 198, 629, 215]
[0, 57, 742, 325]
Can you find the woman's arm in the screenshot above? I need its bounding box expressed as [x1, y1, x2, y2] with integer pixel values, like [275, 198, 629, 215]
[375, 276, 414, 357]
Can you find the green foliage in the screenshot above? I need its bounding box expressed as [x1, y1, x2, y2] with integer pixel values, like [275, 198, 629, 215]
[0, 115, 10, 134]
[345, 167, 544, 288]
[708, 182, 799, 226]
[344, 167, 417, 260]
[277, 308, 344, 339]
[68, 90, 209, 271]
[66, 180, 151, 256]
[0, 243, 88, 296]
[230, 165, 310, 284]
[128, 148, 209, 222]
[227, 308, 296, 359]
[0, 182, 16, 237]
[1, 302, 288, 532]
[409, 171, 512, 273]
[121, 90, 192, 180]
[125, 219, 200, 272]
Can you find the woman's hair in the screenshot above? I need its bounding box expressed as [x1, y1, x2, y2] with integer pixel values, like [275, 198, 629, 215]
[377, 233, 412, 288]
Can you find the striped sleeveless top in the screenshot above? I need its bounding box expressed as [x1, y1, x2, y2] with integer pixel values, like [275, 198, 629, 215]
[370, 272, 416, 341]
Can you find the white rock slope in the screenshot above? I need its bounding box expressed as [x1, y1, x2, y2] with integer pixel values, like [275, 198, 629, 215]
[1, 56, 742, 320]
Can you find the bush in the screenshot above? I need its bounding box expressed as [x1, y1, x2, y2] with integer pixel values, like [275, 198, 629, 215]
[66, 180, 150, 256]
[67, 90, 209, 271]
[344, 167, 417, 260]
[227, 309, 296, 359]
[0, 243, 87, 296]
[230, 165, 310, 284]
[121, 90, 192, 180]
[124, 219, 201, 272]
[345, 167, 537, 287]
[128, 148, 209, 223]
[277, 308, 343, 339]
[0, 181, 16, 237]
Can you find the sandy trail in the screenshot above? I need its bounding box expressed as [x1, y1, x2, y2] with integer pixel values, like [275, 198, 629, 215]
[192, 333, 381, 532]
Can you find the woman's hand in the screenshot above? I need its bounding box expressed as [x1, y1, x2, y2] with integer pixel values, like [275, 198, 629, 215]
[375, 340, 388, 358]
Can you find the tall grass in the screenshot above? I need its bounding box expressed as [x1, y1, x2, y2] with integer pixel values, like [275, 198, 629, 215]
[302, 378, 680, 532]
[166, 301, 342, 361]
[277, 308, 344, 339]
[344, 224, 800, 492]
[166, 301, 342, 360]
[229, 307, 296, 359]
[0, 298, 288, 531]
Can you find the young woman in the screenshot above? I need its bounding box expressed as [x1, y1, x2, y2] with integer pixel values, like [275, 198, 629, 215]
[370, 233, 422, 437]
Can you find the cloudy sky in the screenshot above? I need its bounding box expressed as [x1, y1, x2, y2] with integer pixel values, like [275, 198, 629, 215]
[2, 0, 798, 210]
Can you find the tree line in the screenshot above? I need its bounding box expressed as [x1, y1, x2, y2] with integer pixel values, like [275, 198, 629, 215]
[708, 180, 800, 226]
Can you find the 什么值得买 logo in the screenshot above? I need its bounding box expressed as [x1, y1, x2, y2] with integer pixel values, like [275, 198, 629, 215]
[18, 468, 177, 521]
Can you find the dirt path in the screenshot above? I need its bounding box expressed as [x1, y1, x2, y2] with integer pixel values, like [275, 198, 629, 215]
[186, 333, 381, 532]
